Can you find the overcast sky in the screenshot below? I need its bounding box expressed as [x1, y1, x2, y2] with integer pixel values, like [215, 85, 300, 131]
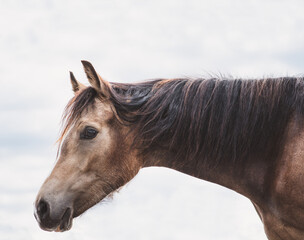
[0, 0, 303, 239]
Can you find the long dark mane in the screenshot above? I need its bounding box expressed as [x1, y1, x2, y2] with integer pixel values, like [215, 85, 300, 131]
[62, 77, 304, 167]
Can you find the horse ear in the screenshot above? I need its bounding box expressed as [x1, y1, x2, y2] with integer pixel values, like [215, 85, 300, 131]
[70, 71, 86, 93]
[81, 60, 110, 98]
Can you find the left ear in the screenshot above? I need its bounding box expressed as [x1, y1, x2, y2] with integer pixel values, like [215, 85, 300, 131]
[70, 71, 86, 93]
[81, 60, 110, 98]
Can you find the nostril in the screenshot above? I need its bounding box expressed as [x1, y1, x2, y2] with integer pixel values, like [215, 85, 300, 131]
[37, 199, 49, 220]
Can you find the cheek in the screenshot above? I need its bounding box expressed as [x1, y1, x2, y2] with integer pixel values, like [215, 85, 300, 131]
[75, 126, 113, 170]
[69, 172, 98, 191]
[56, 125, 117, 186]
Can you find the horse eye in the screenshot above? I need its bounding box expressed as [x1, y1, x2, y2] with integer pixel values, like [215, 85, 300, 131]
[80, 126, 98, 140]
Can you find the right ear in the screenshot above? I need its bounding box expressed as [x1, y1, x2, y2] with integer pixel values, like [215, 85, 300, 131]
[70, 71, 86, 93]
[81, 60, 110, 98]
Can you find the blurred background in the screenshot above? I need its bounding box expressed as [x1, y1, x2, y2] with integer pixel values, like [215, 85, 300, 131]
[0, 0, 303, 239]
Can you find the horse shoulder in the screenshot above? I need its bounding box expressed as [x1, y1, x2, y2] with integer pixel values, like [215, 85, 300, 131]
[258, 117, 304, 239]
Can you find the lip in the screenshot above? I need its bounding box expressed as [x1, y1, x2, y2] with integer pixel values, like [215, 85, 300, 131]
[55, 208, 73, 232]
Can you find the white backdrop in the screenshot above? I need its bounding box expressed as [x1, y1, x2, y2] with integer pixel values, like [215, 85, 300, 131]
[1, 0, 303, 239]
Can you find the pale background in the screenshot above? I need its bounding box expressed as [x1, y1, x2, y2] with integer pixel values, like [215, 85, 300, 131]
[1, 0, 303, 239]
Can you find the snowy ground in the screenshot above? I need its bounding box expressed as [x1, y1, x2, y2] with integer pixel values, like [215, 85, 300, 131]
[1, 0, 303, 239]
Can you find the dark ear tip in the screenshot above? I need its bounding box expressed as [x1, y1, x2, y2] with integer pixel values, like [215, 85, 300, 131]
[81, 60, 93, 67]
[70, 71, 76, 81]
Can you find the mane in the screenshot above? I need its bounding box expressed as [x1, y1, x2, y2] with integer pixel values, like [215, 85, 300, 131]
[61, 77, 304, 167]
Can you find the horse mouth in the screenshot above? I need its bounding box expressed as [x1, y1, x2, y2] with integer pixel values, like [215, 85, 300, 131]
[55, 208, 73, 232]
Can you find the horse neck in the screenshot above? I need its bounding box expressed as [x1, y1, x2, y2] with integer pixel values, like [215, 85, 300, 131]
[142, 148, 272, 204]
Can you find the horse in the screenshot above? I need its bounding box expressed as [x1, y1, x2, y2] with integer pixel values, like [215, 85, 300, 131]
[34, 61, 304, 239]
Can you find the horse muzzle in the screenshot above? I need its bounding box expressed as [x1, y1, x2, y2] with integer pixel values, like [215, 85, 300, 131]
[34, 197, 74, 232]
